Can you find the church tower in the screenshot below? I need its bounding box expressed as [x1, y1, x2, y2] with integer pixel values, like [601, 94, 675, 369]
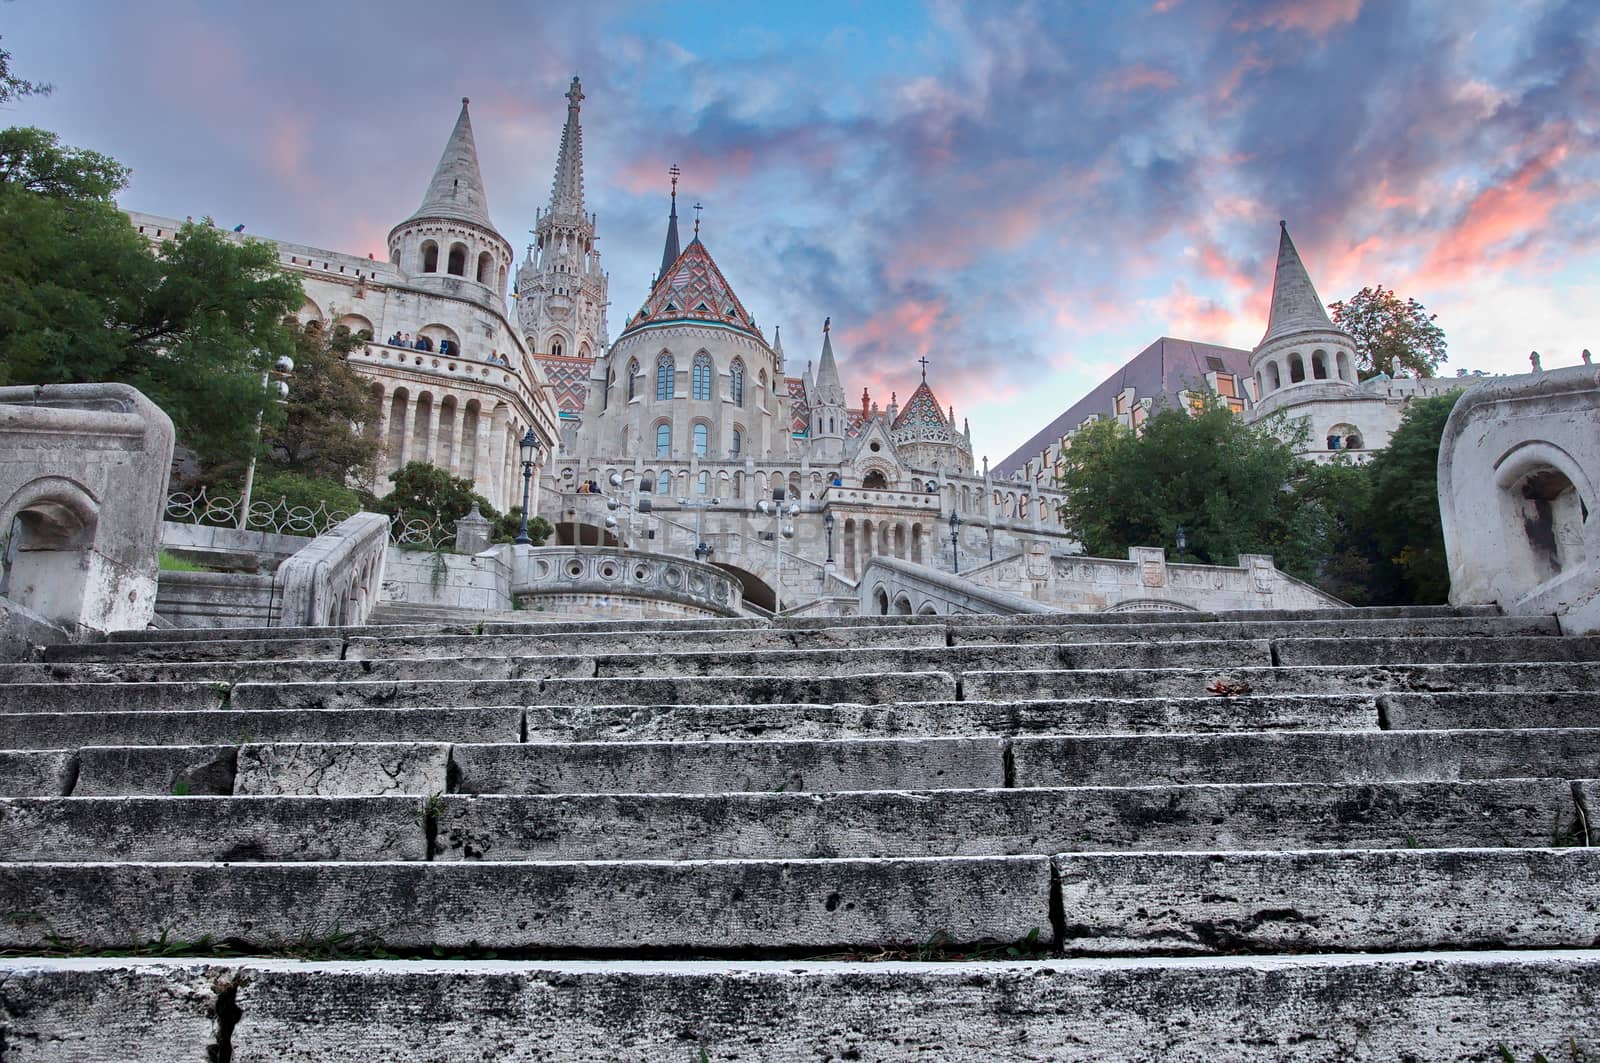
[516, 77, 610, 362]
[808, 319, 848, 462]
[386, 98, 515, 312]
[1250, 221, 1361, 403]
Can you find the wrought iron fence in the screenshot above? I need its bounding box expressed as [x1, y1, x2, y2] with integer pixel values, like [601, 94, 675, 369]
[165, 487, 454, 549]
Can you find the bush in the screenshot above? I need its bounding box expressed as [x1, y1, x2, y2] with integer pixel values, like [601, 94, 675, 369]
[492, 507, 553, 546]
[250, 470, 365, 519]
[377, 461, 498, 528]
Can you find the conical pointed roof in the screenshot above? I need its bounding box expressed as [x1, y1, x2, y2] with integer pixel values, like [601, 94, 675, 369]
[892, 380, 957, 441]
[407, 98, 497, 232]
[659, 188, 681, 280]
[548, 77, 586, 217]
[814, 319, 844, 404]
[1258, 220, 1335, 348]
[621, 237, 761, 341]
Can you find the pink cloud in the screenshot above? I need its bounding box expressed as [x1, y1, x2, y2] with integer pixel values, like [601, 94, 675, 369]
[1421, 138, 1573, 284]
[1233, 0, 1363, 36]
[1106, 64, 1179, 94]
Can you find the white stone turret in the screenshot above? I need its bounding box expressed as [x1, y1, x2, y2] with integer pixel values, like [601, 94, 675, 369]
[808, 319, 849, 462]
[1250, 221, 1360, 403]
[516, 77, 610, 361]
[386, 98, 515, 312]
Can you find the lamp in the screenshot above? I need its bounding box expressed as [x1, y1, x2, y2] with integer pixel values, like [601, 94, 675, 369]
[1175, 524, 1187, 556]
[949, 508, 961, 574]
[823, 510, 835, 563]
[514, 429, 540, 545]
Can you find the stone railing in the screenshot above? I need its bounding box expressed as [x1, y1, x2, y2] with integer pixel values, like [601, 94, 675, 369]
[859, 556, 1058, 616]
[512, 546, 743, 618]
[1439, 365, 1600, 634]
[272, 512, 390, 627]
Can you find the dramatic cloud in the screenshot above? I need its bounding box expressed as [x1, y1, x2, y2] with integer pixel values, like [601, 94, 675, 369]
[7, 0, 1598, 463]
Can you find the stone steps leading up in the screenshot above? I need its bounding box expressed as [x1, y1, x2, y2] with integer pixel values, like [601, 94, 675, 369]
[4, 603, 1598, 1057]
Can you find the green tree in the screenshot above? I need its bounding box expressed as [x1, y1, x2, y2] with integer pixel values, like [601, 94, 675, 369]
[249, 470, 365, 520]
[1055, 395, 1324, 576]
[378, 462, 499, 528]
[263, 321, 382, 482]
[1366, 391, 1463, 603]
[0, 127, 303, 467]
[1328, 285, 1448, 379]
[491, 507, 553, 546]
[0, 36, 51, 104]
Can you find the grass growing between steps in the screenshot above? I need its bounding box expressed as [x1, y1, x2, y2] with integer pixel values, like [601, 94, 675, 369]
[158, 551, 211, 573]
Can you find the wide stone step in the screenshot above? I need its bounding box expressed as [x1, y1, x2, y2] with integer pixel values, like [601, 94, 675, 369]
[1057, 847, 1600, 955]
[522, 695, 1383, 742]
[0, 654, 598, 685]
[1379, 690, 1600, 730]
[101, 615, 775, 644]
[6, 780, 1582, 864]
[949, 613, 1559, 645]
[342, 623, 950, 661]
[966, 662, 1600, 699]
[2, 952, 1591, 1061]
[1273, 635, 1600, 666]
[0, 856, 1051, 953]
[0, 706, 524, 749]
[432, 780, 1576, 861]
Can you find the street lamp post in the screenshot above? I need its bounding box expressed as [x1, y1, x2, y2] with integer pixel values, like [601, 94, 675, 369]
[1175, 524, 1187, 559]
[677, 496, 722, 561]
[514, 429, 541, 545]
[823, 510, 835, 564]
[758, 489, 800, 613]
[949, 508, 961, 574]
[604, 472, 649, 548]
[238, 354, 295, 530]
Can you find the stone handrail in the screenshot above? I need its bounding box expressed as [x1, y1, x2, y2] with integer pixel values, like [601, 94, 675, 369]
[512, 545, 743, 617]
[272, 512, 389, 627]
[1438, 365, 1600, 633]
[859, 556, 1059, 616]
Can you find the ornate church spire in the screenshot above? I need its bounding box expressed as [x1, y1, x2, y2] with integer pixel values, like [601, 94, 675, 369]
[659, 164, 682, 280]
[406, 98, 496, 232]
[1259, 220, 1334, 347]
[548, 77, 586, 218]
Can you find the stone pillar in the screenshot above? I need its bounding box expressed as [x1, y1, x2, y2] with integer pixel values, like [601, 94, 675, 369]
[398, 395, 418, 468]
[448, 401, 466, 476]
[454, 502, 493, 553]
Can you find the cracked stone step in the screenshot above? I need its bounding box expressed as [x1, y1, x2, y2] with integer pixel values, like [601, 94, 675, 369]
[66, 744, 453, 797]
[1009, 728, 1600, 786]
[44, 637, 347, 665]
[948, 613, 1560, 645]
[1272, 635, 1600, 666]
[100, 615, 777, 644]
[0, 706, 524, 750]
[2, 952, 1591, 1062]
[228, 672, 958, 711]
[0, 682, 227, 714]
[1379, 691, 1600, 730]
[0, 796, 425, 862]
[1055, 847, 1600, 955]
[945, 604, 1507, 625]
[0, 855, 1051, 953]
[0, 750, 75, 797]
[432, 779, 1574, 861]
[521, 694, 1383, 742]
[451, 737, 1006, 795]
[0, 654, 598, 685]
[964, 662, 1600, 700]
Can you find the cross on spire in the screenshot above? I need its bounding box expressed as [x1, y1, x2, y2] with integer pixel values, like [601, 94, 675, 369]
[917, 355, 930, 382]
[692, 202, 703, 237]
[668, 163, 680, 203]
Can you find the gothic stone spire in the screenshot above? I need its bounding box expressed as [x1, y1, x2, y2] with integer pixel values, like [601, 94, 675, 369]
[548, 77, 586, 218]
[659, 164, 682, 282]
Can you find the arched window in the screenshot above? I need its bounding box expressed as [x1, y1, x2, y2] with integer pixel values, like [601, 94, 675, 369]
[420, 241, 439, 273]
[1289, 352, 1306, 383]
[1266, 362, 1281, 391]
[863, 469, 888, 489]
[476, 251, 493, 284]
[731, 428, 742, 457]
[603, 370, 613, 411]
[692, 352, 713, 400]
[627, 359, 639, 400]
[730, 359, 746, 406]
[693, 423, 709, 457]
[550, 338, 564, 358]
[1312, 349, 1329, 380]
[697, 470, 710, 495]
[656, 354, 675, 400]
[447, 243, 467, 276]
[655, 423, 671, 457]
[657, 470, 671, 494]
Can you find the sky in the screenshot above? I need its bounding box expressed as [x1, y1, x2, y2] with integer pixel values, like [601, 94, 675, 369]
[5, 0, 1598, 466]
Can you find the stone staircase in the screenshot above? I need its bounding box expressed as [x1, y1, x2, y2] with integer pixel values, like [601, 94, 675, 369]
[1, 605, 1597, 1060]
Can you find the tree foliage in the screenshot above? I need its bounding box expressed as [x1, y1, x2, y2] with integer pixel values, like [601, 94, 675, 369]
[0, 127, 303, 468]
[1055, 396, 1324, 575]
[1329, 285, 1448, 379]
[0, 37, 51, 104]
[263, 322, 383, 482]
[1366, 391, 1463, 604]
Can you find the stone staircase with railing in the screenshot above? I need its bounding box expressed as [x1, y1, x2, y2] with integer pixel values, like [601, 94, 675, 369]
[1, 605, 1597, 1060]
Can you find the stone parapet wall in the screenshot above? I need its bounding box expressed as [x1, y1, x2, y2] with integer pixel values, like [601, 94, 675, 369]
[860, 556, 1058, 616]
[154, 570, 275, 629]
[380, 545, 511, 612]
[512, 545, 744, 617]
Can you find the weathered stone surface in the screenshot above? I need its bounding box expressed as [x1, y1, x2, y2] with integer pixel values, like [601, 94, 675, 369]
[0, 796, 425, 862]
[1378, 690, 1600, 730]
[433, 780, 1569, 861]
[1274, 634, 1600, 666]
[74, 744, 239, 796]
[45, 636, 345, 664]
[1056, 848, 1600, 954]
[2, 653, 595, 685]
[948, 613, 1559, 645]
[0, 749, 74, 796]
[221, 953, 1600, 1062]
[0, 856, 1049, 952]
[0, 681, 224, 713]
[0, 959, 230, 1063]
[1010, 728, 1600, 787]
[963, 661, 1600, 700]
[235, 742, 450, 796]
[452, 738, 1005, 795]
[0, 705, 523, 749]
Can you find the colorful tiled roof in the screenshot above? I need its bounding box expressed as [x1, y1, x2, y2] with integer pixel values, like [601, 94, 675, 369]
[534, 353, 594, 416]
[619, 237, 761, 341]
[890, 381, 957, 442]
[786, 377, 810, 435]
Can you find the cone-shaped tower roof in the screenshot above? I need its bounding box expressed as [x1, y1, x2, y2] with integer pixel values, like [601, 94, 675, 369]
[814, 318, 845, 405]
[406, 98, 496, 232]
[620, 236, 762, 342]
[1257, 220, 1335, 348]
[548, 77, 586, 218]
